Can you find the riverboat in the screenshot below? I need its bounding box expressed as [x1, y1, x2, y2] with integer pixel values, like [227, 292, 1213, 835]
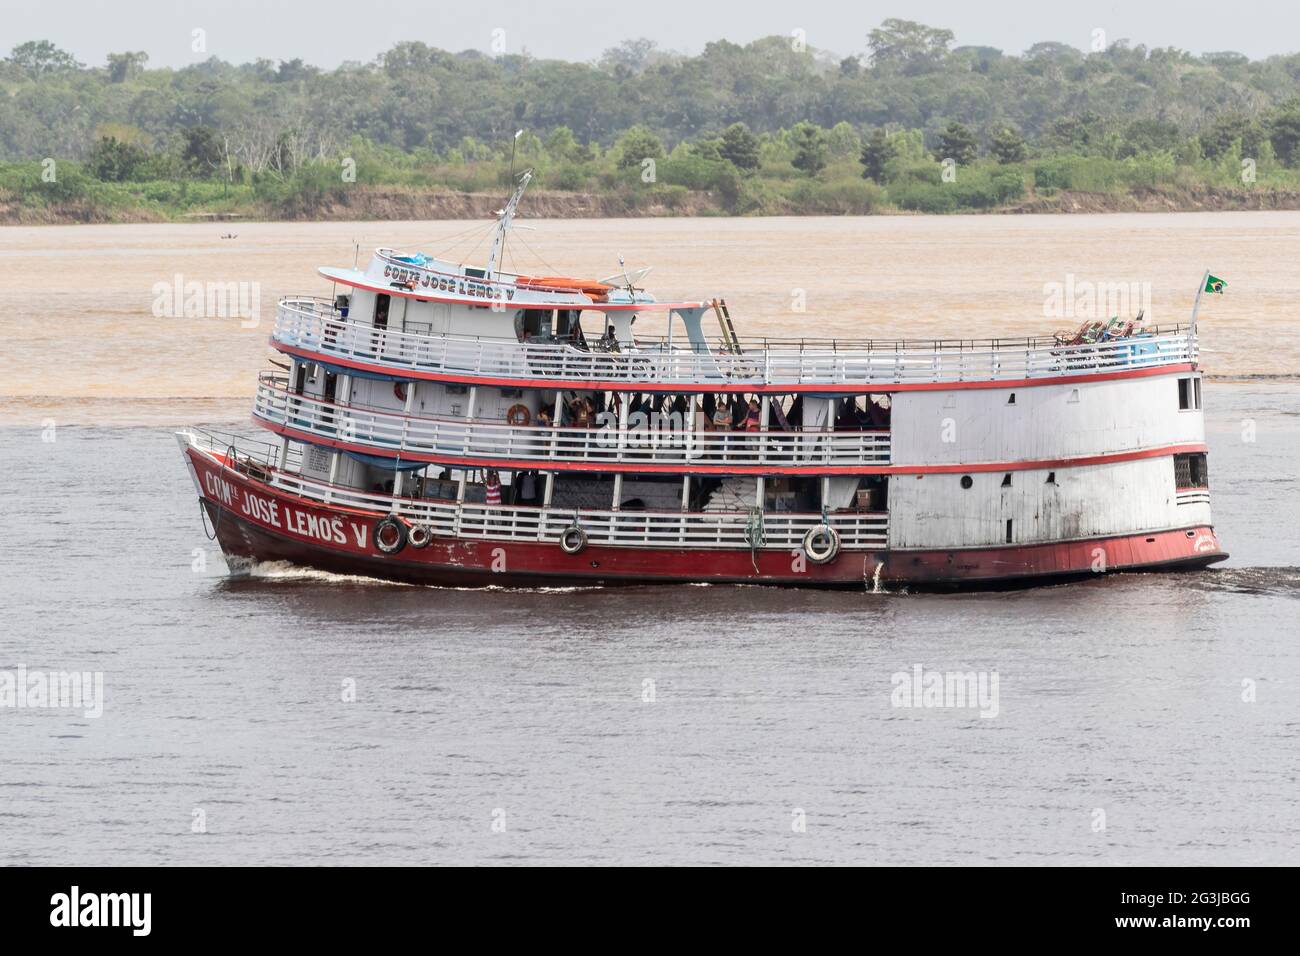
[178, 170, 1227, 587]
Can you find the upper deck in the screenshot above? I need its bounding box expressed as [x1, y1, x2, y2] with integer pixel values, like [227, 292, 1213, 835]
[273, 295, 1198, 394]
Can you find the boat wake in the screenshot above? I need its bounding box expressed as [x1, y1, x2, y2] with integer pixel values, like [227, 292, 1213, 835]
[225, 558, 416, 588]
[220, 558, 605, 593]
[1184, 566, 1300, 597]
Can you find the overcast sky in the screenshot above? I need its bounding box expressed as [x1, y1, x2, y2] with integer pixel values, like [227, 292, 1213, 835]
[3, 0, 1295, 68]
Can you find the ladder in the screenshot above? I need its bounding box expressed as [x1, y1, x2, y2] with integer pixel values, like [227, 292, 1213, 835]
[712, 298, 742, 354]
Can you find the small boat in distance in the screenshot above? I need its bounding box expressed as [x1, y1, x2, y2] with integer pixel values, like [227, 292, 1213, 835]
[177, 170, 1227, 588]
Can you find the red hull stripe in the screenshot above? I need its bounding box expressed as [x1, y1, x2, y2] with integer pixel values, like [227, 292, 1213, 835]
[322, 269, 704, 312]
[253, 417, 1207, 476]
[272, 341, 1194, 395]
[189, 446, 1226, 586]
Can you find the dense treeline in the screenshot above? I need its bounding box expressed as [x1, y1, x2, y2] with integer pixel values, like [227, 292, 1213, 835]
[6, 20, 1300, 220]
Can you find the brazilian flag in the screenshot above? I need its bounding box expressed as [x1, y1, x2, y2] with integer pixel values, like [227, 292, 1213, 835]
[1205, 274, 1227, 294]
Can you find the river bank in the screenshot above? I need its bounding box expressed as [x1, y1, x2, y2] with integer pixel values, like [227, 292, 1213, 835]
[0, 212, 1294, 416]
[6, 182, 1300, 225]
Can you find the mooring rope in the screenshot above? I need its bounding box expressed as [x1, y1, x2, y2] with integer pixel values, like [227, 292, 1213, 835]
[199, 497, 219, 541]
[745, 507, 766, 574]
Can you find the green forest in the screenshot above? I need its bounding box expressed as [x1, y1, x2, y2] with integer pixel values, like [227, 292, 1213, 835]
[6, 19, 1300, 222]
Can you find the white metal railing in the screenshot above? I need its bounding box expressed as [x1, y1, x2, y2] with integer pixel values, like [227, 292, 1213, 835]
[183, 431, 888, 550]
[253, 374, 892, 469]
[273, 297, 1197, 388]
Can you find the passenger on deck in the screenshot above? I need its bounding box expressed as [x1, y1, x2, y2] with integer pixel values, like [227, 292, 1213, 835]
[484, 470, 502, 507]
[570, 397, 594, 429]
[835, 399, 858, 431]
[712, 396, 732, 431]
[745, 398, 761, 432]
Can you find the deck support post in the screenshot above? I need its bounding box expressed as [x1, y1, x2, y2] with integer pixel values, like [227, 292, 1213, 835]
[685, 393, 697, 460]
[325, 450, 340, 504]
[678, 474, 691, 545]
[550, 389, 563, 459]
[284, 358, 299, 421]
[462, 386, 477, 458]
[616, 392, 630, 462]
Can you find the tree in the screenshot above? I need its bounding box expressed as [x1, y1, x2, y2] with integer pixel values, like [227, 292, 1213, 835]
[859, 128, 897, 183]
[275, 58, 318, 84]
[6, 40, 83, 78]
[182, 126, 224, 177]
[937, 121, 977, 166]
[690, 138, 723, 161]
[1269, 101, 1300, 167]
[1200, 113, 1265, 160]
[790, 122, 827, 176]
[600, 38, 658, 74]
[989, 126, 1026, 164]
[868, 19, 954, 70]
[615, 126, 664, 170]
[106, 51, 148, 83]
[719, 122, 760, 170]
[545, 126, 579, 159]
[826, 121, 861, 159]
[87, 136, 148, 181]
[1040, 111, 1108, 154]
[1117, 119, 1180, 157]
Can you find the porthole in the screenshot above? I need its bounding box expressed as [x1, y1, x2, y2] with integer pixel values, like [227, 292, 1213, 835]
[960, 475, 973, 490]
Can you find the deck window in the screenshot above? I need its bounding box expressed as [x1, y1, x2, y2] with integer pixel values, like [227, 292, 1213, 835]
[1178, 377, 1201, 410]
[1174, 453, 1209, 489]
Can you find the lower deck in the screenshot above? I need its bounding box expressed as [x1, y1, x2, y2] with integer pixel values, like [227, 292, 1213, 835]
[180, 429, 1227, 588]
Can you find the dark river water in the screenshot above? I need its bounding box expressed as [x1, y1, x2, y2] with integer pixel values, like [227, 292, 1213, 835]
[1, 382, 1297, 865]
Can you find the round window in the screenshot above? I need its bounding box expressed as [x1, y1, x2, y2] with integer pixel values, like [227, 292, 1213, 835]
[960, 475, 973, 489]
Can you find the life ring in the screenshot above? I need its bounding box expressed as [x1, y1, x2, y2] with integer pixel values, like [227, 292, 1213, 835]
[393, 382, 408, 403]
[802, 525, 840, 564]
[560, 524, 588, 555]
[374, 516, 408, 555]
[408, 524, 433, 549]
[506, 403, 531, 427]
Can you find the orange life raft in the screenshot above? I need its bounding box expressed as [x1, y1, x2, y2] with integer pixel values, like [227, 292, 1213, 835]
[516, 276, 614, 299]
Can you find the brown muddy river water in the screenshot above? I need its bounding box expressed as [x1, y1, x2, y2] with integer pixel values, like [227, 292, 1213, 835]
[1, 211, 1297, 424]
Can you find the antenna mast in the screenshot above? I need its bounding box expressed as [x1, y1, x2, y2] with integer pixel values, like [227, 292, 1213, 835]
[486, 167, 532, 280]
